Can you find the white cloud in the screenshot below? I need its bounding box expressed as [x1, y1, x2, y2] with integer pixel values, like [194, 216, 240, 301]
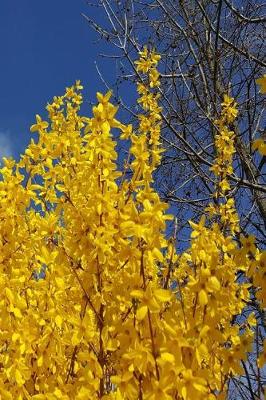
[0, 131, 13, 160]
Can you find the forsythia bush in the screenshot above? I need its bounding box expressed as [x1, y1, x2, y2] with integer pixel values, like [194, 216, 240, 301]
[0, 49, 265, 399]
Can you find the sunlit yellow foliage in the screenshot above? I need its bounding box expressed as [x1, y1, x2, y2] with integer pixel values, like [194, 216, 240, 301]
[0, 50, 264, 399]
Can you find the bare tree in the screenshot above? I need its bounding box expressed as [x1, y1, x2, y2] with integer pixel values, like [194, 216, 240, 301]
[83, 1, 266, 398]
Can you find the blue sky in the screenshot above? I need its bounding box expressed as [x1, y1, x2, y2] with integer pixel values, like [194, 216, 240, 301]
[0, 0, 116, 160]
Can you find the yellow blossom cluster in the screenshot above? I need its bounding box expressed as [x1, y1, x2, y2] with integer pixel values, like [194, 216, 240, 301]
[133, 46, 163, 182]
[0, 50, 264, 400]
[208, 94, 239, 234]
[248, 75, 266, 371]
[252, 74, 266, 156]
[253, 137, 266, 156]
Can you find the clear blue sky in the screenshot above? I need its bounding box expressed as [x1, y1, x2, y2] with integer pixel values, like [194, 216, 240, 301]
[0, 0, 116, 160]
